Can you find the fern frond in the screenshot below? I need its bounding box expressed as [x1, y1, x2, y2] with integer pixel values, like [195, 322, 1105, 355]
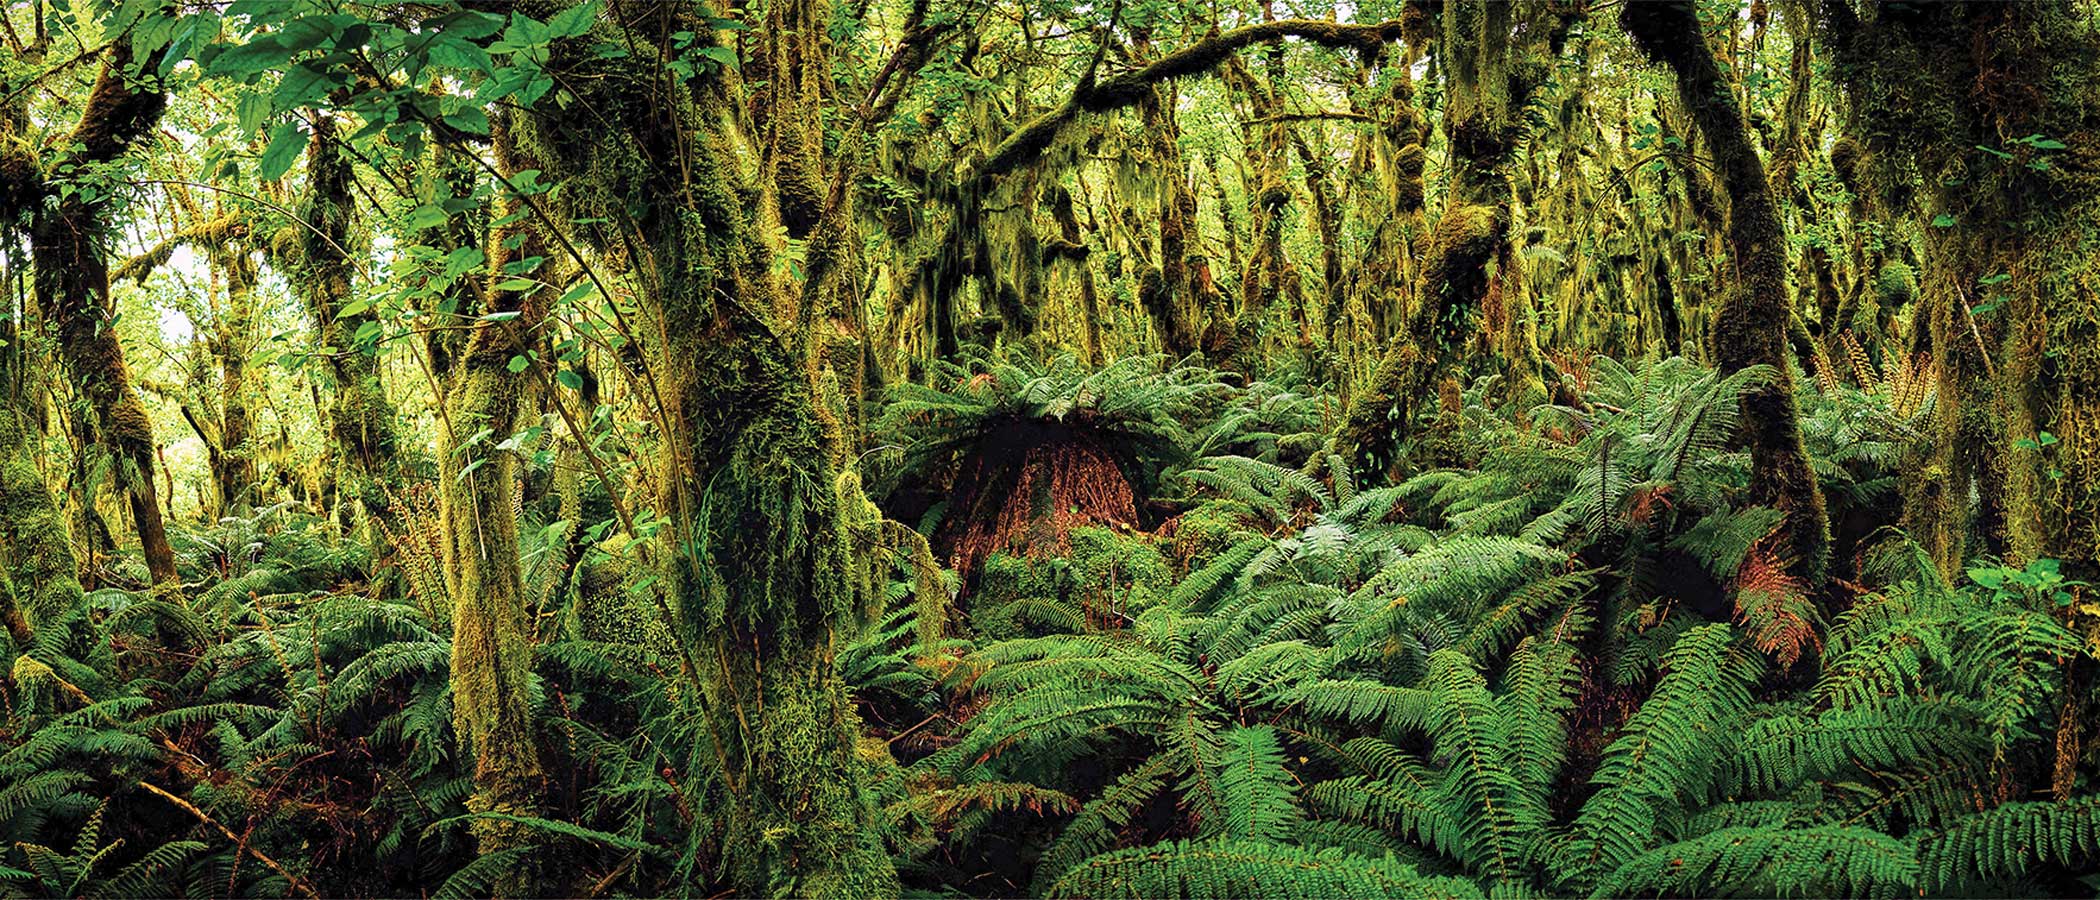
[1046, 839, 1486, 899]
[1915, 794, 2100, 891]
[1595, 825, 1917, 899]
[1558, 624, 1762, 887]
[1207, 725, 1301, 843]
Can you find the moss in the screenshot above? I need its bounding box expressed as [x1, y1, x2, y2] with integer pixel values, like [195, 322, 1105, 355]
[971, 528, 1169, 636]
[1276, 432, 1325, 468]
[971, 19, 1404, 186]
[1829, 136, 1862, 192]
[1426, 204, 1500, 298]
[1874, 261, 1916, 308]
[774, 111, 827, 238]
[509, 15, 903, 893]
[1067, 526, 1171, 613]
[1822, 1, 2100, 578]
[1163, 503, 1246, 572]
[0, 409, 82, 640]
[569, 535, 679, 658]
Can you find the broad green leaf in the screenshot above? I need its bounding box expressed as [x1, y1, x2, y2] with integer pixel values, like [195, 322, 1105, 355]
[407, 204, 450, 231]
[425, 35, 494, 72]
[696, 45, 739, 69]
[548, 0, 600, 38]
[443, 247, 487, 280]
[442, 106, 491, 136]
[236, 91, 274, 134]
[207, 38, 291, 78]
[258, 122, 309, 181]
[273, 63, 335, 109]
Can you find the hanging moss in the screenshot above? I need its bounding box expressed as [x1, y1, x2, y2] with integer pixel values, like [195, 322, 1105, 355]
[1820, 1, 2100, 577]
[507, 13, 902, 894]
[1394, 142, 1427, 213]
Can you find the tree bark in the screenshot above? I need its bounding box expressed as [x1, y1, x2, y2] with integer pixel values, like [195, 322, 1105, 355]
[1339, 0, 1580, 477]
[290, 115, 403, 545]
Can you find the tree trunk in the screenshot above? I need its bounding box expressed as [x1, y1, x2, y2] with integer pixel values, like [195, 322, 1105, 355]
[444, 112, 549, 893]
[291, 114, 403, 545]
[1339, 0, 1580, 476]
[0, 407, 80, 640]
[1622, 0, 1832, 583]
[1819, 1, 2100, 583]
[1047, 184, 1106, 366]
[26, 48, 178, 585]
[515, 6, 900, 894]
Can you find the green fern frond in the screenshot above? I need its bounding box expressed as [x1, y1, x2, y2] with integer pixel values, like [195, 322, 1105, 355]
[1558, 624, 1762, 887]
[1207, 725, 1301, 843]
[1595, 825, 1917, 899]
[1031, 751, 1182, 893]
[1045, 839, 1486, 900]
[1916, 794, 2100, 891]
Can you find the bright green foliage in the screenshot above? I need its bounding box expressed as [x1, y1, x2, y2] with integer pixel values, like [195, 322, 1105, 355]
[913, 356, 2097, 899]
[1209, 725, 1300, 843]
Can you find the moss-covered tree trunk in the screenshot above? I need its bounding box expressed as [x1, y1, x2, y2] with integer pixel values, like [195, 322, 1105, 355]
[1046, 184, 1106, 366]
[443, 114, 550, 888]
[514, 5, 900, 894]
[1223, 47, 1298, 372]
[1136, 78, 1207, 359]
[1622, 0, 1831, 583]
[27, 48, 178, 585]
[206, 245, 260, 514]
[1819, 2, 2100, 587]
[290, 115, 402, 545]
[1339, 0, 1579, 476]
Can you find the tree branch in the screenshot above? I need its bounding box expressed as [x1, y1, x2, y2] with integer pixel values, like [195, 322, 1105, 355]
[111, 213, 246, 284]
[972, 18, 1404, 184]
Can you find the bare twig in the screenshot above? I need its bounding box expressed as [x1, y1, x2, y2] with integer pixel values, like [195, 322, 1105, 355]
[136, 780, 322, 899]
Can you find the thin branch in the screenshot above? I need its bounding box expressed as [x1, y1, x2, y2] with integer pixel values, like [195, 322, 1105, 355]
[136, 780, 322, 900]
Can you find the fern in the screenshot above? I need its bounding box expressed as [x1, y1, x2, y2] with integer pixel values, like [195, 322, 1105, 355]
[1915, 795, 2100, 891]
[1595, 825, 1919, 899]
[1208, 725, 1300, 843]
[1045, 839, 1486, 899]
[1557, 624, 1762, 888]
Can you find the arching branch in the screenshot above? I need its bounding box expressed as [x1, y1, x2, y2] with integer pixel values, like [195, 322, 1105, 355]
[971, 18, 1405, 186]
[110, 213, 246, 284]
